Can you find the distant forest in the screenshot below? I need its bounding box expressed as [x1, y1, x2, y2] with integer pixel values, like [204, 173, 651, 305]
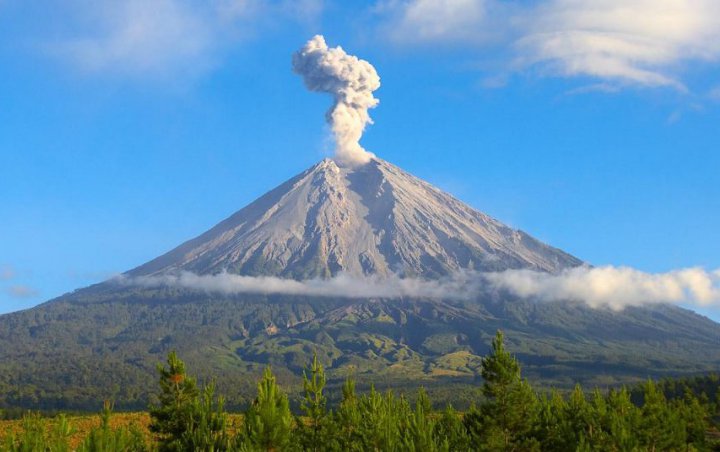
[2, 331, 719, 451]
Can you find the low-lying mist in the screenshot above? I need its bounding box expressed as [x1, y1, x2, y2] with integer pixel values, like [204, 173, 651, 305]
[115, 265, 720, 311]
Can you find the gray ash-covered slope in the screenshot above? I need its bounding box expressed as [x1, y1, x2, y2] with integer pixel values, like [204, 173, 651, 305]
[129, 157, 580, 279]
[1, 157, 719, 411]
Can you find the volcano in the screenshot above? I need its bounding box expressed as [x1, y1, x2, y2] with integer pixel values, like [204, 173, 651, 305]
[0, 158, 718, 410]
[130, 158, 580, 279]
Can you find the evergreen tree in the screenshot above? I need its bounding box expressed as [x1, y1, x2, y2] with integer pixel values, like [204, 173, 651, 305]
[639, 379, 685, 451]
[534, 391, 567, 451]
[602, 387, 640, 451]
[356, 386, 404, 451]
[678, 389, 709, 450]
[298, 353, 333, 452]
[149, 351, 200, 451]
[335, 377, 362, 451]
[434, 404, 470, 452]
[79, 401, 148, 452]
[402, 388, 447, 452]
[465, 330, 539, 451]
[240, 367, 293, 452]
[181, 382, 231, 451]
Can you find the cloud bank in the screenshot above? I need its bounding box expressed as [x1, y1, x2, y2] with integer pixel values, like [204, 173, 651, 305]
[119, 271, 479, 300]
[293, 35, 381, 166]
[378, 0, 720, 91]
[117, 265, 720, 311]
[486, 266, 720, 310]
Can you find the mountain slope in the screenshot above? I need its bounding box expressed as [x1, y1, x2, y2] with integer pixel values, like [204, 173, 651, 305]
[0, 157, 718, 410]
[129, 158, 581, 279]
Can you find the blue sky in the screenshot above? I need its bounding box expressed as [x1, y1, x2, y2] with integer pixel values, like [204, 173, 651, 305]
[1, 0, 719, 317]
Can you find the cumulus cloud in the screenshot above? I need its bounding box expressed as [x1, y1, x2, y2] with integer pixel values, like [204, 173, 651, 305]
[378, 0, 720, 90]
[5, 285, 39, 299]
[117, 265, 720, 311]
[44, 0, 324, 78]
[485, 266, 720, 310]
[293, 35, 381, 166]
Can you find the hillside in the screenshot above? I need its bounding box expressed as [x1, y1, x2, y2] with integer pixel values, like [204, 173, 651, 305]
[1, 157, 719, 410]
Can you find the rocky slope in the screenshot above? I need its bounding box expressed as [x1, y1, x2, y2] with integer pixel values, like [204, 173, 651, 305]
[128, 158, 581, 279]
[0, 157, 718, 410]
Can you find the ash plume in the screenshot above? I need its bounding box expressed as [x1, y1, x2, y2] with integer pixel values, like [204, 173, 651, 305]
[292, 35, 381, 166]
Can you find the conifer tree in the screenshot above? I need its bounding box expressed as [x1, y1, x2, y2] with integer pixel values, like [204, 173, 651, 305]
[434, 404, 469, 452]
[465, 330, 539, 451]
[639, 379, 685, 451]
[602, 387, 640, 451]
[240, 366, 293, 452]
[357, 386, 398, 450]
[79, 401, 148, 452]
[535, 391, 567, 450]
[298, 353, 332, 452]
[402, 388, 447, 452]
[335, 377, 362, 451]
[680, 389, 709, 450]
[149, 351, 200, 451]
[182, 382, 231, 451]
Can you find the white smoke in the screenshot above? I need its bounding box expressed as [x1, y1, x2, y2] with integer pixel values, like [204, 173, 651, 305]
[485, 266, 720, 311]
[117, 266, 720, 312]
[292, 35, 381, 166]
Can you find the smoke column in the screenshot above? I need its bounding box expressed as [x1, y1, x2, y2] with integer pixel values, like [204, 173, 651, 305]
[293, 35, 381, 166]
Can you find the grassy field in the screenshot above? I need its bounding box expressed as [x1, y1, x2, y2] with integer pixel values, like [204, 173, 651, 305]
[0, 412, 246, 450]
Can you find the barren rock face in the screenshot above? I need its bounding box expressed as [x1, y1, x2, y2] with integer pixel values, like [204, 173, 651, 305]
[128, 158, 582, 279]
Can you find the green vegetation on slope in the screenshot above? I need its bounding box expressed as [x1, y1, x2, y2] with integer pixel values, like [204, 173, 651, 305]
[2, 331, 719, 451]
[1, 285, 720, 410]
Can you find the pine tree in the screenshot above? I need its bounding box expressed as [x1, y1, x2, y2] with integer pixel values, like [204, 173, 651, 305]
[149, 351, 200, 451]
[182, 382, 231, 451]
[534, 391, 567, 451]
[465, 330, 539, 451]
[298, 353, 333, 452]
[79, 401, 148, 452]
[678, 388, 708, 450]
[402, 388, 447, 452]
[356, 386, 401, 451]
[639, 379, 685, 451]
[434, 404, 469, 452]
[335, 377, 362, 451]
[603, 387, 640, 451]
[240, 366, 293, 452]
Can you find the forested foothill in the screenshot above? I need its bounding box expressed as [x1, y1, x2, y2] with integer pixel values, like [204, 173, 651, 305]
[2, 331, 719, 451]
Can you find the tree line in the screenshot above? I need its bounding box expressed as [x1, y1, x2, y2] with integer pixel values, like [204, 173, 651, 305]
[3, 331, 718, 451]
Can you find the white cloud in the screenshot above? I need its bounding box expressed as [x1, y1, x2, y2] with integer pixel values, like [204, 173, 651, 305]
[5, 285, 39, 299]
[118, 265, 720, 311]
[50, 0, 217, 78]
[377, 0, 493, 44]
[117, 271, 482, 300]
[485, 265, 720, 310]
[45, 0, 324, 78]
[378, 0, 720, 90]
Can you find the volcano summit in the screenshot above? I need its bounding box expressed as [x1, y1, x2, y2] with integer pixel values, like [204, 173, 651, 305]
[0, 157, 719, 410]
[129, 158, 580, 280]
